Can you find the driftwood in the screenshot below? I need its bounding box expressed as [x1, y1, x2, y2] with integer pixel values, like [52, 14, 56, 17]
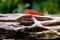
[0, 14, 60, 39]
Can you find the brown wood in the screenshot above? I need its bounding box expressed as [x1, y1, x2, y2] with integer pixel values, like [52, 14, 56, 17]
[0, 14, 60, 39]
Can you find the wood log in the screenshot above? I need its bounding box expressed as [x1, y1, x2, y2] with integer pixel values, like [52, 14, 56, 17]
[0, 14, 60, 39]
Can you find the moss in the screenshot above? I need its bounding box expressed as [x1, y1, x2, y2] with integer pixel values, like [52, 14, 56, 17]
[37, 34, 57, 39]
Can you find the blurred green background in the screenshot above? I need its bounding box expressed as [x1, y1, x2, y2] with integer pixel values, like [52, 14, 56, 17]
[0, 0, 60, 14]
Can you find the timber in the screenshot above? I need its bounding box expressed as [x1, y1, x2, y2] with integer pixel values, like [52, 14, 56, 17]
[0, 14, 60, 39]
